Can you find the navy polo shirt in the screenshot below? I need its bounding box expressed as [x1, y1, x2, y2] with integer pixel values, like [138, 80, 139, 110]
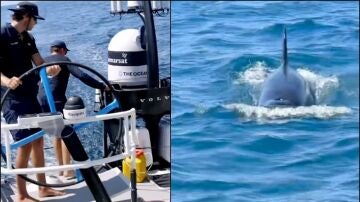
[0, 23, 40, 100]
[37, 54, 105, 110]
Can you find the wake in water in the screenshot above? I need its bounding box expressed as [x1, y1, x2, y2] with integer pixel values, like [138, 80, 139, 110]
[224, 103, 351, 120]
[228, 61, 352, 120]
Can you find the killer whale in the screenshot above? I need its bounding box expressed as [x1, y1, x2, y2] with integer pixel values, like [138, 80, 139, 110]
[258, 28, 316, 107]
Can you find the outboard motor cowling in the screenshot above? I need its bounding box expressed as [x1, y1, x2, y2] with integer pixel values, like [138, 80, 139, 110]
[108, 29, 147, 87]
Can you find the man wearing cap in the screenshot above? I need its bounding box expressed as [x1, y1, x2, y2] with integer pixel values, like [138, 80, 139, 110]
[37, 40, 109, 178]
[0, 2, 65, 201]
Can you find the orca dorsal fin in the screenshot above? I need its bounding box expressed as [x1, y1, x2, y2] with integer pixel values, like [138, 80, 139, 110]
[282, 27, 288, 75]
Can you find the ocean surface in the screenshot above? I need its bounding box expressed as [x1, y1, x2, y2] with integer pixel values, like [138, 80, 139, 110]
[172, 2, 359, 202]
[1, 1, 169, 171]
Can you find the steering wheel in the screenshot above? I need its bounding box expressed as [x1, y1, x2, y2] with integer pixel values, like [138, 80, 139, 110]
[1, 61, 121, 187]
[1, 61, 119, 106]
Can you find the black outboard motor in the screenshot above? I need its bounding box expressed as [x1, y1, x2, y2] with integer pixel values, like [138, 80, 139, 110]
[105, 2, 170, 201]
[103, 1, 170, 169]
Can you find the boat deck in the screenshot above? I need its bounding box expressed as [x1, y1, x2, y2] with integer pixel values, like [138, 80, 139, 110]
[1, 168, 170, 202]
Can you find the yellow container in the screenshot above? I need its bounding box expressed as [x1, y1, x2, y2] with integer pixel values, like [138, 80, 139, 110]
[122, 149, 147, 182]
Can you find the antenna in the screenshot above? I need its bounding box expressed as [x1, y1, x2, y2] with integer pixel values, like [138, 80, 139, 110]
[110, 1, 170, 16]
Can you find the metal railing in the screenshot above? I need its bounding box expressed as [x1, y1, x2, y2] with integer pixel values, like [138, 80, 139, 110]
[1, 108, 137, 176]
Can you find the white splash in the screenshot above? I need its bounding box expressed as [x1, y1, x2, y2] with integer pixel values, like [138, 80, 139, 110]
[297, 68, 339, 102]
[224, 103, 352, 120]
[235, 62, 340, 103]
[234, 61, 271, 86]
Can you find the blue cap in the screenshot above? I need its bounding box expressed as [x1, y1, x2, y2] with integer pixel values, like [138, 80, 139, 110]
[8, 2, 45, 20]
[51, 40, 70, 51]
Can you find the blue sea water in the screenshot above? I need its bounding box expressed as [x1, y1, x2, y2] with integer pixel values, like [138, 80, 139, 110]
[1, 2, 169, 165]
[172, 2, 359, 202]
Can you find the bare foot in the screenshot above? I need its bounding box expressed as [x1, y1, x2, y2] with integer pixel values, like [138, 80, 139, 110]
[38, 187, 66, 198]
[17, 195, 39, 202]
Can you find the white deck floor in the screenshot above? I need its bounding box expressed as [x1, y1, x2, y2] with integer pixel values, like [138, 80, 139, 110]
[1, 168, 170, 202]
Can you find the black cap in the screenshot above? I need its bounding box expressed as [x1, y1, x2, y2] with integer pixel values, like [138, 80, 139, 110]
[51, 40, 70, 51]
[64, 96, 84, 110]
[8, 2, 45, 20]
